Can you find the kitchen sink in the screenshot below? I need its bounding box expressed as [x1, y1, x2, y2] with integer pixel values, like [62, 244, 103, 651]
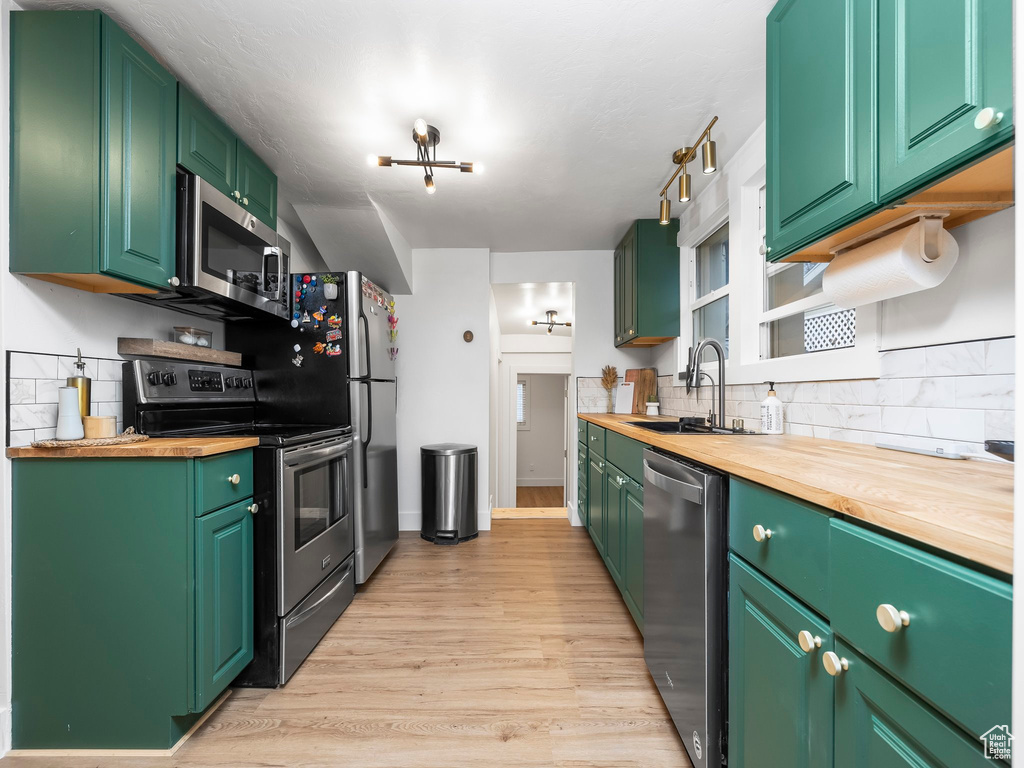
[626, 420, 758, 436]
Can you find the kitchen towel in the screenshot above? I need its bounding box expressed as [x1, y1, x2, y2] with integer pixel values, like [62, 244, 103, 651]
[822, 217, 959, 309]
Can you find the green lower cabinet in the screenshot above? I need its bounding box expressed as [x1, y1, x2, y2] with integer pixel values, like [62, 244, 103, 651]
[604, 465, 625, 587]
[729, 555, 834, 768]
[834, 640, 996, 767]
[195, 500, 254, 712]
[587, 457, 606, 556]
[621, 480, 644, 631]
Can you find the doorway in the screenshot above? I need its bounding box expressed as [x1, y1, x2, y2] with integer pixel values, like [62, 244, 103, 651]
[508, 373, 568, 515]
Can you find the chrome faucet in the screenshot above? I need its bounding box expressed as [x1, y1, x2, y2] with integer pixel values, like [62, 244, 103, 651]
[688, 338, 726, 429]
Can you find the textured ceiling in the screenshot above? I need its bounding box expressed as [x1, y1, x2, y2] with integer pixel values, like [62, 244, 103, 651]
[22, 0, 771, 252]
[492, 282, 574, 337]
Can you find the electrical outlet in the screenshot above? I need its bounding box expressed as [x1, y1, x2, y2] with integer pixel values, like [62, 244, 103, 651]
[529, 463, 535, 472]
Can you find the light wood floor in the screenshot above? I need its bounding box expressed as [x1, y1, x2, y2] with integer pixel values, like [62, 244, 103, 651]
[3, 521, 690, 768]
[492, 506, 566, 519]
[516, 485, 564, 508]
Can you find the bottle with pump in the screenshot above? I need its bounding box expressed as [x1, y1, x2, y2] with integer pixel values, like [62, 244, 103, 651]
[760, 381, 783, 435]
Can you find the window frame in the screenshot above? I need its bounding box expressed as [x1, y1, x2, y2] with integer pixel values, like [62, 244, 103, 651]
[516, 378, 530, 431]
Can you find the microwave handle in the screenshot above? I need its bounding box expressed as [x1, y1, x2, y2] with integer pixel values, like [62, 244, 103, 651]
[263, 246, 283, 300]
[275, 248, 286, 301]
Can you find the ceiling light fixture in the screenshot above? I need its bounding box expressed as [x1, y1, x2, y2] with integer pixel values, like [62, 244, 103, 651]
[530, 309, 572, 335]
[373, 119, 477, 194]
[658, 115, 719, 222]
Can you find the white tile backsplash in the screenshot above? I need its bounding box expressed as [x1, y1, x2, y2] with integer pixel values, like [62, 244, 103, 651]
[9, 352, 58, 380]
[637, 338, 1015, 455]
[8, 379, 34, 405]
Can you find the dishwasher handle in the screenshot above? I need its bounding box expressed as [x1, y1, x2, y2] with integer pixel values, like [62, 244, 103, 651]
[643, 460, 704, 504]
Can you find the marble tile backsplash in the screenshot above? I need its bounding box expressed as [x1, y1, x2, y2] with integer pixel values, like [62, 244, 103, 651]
[7, 351, 124, 447]
[578, 338, 1014, 454]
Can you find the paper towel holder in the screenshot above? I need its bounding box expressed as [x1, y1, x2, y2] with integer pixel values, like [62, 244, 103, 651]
[829, 211, 950, 259]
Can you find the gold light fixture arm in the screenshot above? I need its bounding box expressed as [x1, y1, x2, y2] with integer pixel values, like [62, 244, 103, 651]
[659, 115, 718, 197]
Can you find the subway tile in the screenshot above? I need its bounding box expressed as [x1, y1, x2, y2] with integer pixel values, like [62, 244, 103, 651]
[829, 429, 863, 444]
[786, 403, 815, 424]
[96, 402, 122, 419]
[777, 382, 828, 403]
[35, 380, 61, 404]
[924, 341, 985, 377]
[9, 352, 58, 380]
[924, 408, 985, 442]
[859, 379, 902, 406]
[879, 348, 926, 378]
[97, 359, 124, 381]
[811, 426, 830, 439]
[91, 381, 117, 403]
[9, 430, 33, 447]
[8, 379, 35, 405]
[880, 407, 929, 437]
[10, 403, 58, 431]
[58, 355, 98, 380]
[786, 423, 814, 437]
[985, 338, 1015, 375]
[985, 410, 1014, 441]
[828, 381, 862, 405]
[955, 375, 1014, 410]
[33, 428, 56, 441]
[902, 377, 956, 408]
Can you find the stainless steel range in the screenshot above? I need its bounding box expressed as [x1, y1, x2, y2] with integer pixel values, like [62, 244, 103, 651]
[123, 359, 355, 686]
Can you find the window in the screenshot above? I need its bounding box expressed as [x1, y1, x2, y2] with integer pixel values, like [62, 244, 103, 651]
[756, 185, 857, 360]
[516, 378, 530, 430]
[690, 222, 730, 364]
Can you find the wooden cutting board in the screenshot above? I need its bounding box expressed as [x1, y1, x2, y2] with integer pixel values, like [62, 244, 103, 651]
[624, 368, 658, 413]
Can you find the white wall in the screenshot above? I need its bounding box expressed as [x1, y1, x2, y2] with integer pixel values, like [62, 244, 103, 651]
[515, 374, 566, 486]
[487, 288, 501, 509]
[395, 249, 491, 532]
[277, 203, 330, 275]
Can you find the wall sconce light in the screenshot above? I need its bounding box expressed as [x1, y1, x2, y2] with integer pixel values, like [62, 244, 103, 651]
[658, 115, 719, 219]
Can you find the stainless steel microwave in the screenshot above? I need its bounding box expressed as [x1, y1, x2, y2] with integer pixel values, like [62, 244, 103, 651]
[123, 169, 290, 320]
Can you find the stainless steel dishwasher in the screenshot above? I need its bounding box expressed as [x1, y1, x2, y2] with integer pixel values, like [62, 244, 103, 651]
[643, 449, 727, 768]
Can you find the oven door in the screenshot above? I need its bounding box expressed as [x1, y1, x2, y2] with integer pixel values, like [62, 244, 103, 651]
[278, 437, 354, 615]
[184, 173, 290, 319]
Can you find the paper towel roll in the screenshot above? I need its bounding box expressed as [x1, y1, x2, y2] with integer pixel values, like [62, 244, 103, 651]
[822, 218, 959, 309]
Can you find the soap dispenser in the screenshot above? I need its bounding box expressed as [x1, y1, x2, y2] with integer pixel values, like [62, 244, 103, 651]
[66, 348, 91, 418]
[760, 382, 784, 435]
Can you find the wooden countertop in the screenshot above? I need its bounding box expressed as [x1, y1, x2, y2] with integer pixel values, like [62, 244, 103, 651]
[580, 413, 1014, 574]
[6, 437, 259, 459]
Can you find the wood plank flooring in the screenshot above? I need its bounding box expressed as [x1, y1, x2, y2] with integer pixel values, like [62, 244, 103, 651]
[492, 507, 567, 519]
[516, 485, 564, 508]
[2, 521, 691, 768]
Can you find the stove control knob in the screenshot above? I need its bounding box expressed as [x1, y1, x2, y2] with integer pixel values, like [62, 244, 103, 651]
[147, 371, 162, 386]
[162, 372, 177, 386]
[242, 377, 254, 389]
[225, 376, 239, 388]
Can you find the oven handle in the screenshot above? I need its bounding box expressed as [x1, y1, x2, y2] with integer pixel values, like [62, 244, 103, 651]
[283, 569, 351, 629]
[283, 439, 352, 467]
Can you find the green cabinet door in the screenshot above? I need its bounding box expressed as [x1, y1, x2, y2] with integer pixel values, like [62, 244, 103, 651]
[622, 479, 644, 631]
[613, 244, 624, 345]
[195, 500, 254, 712]
[766, 0, 876, 261]
[100, 15, 176, 289]
[613, 221, 680, 346]
[177, 84, 237, 200]
[604, 466, 625, 587]
[729, 555, 834, 768]
[834, 640, 994, 768]
[878, 0, 1013, 201]
[587, 457, 605, 556]
[237, 141, 278, 229]
[621, 225, 637, 341]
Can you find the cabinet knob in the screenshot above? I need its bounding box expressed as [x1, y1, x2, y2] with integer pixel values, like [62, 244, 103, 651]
[167, 276, 180, 287]
[876, 603, 910, 633]
[228, 473, 241, 485]
[242, 197, 249, 205]
[752, 524, 773, 542]
[797, 630, 822, 653]
[233, 190, 241, 199]
[758, 243, 771, 256]
[598, 461, 604, 469]
[822, 651, 849, 677]
[974, 107, 1004, 130]
[628, 328, 634, 334]
[248, 502, 259, 514]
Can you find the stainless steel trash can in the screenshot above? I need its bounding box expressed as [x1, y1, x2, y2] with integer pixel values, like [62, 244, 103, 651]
[421, 444, 478, 544]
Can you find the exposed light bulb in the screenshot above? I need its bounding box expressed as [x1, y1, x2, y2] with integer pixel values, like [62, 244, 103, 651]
[414, 118, 428, 137]
[546, 326, 553, 335]
[367, 154, 378, 167]
[678, 171, 691, 202]
[424, 174, 435, 194]
[659, 197, 671, 225]
[475, 163, 485, 175]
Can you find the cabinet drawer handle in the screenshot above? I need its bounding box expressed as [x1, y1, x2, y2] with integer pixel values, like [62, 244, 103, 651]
[876, 603, 910, 633]
[228, 473, 241, 485]
[248, 502, 259, 514]
[752, 524, 773, 542]
[974, 107, 1004, 130]
[822, 651, 849, 677]
[797, 630, 821, 653]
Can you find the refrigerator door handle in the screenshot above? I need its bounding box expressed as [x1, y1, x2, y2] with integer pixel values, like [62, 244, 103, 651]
[359, 311, 371, 380]
[361, 380, 372, 489]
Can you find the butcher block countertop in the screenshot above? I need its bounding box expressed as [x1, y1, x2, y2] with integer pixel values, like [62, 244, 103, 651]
[580, 413, 1014, 575]
[6, 437, 259, 459]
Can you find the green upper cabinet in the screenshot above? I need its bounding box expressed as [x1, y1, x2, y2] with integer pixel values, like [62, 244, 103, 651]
[766, 0, 876, 261]
[11, 11, 176, 291]
[195, 499, 254, 713]
[177, 84, 236, 199]
[236, 141, 278, 229]
[177, 86, 278, 230]
[613, 220, 680, 348]
[877, 0, 1013, 201]
[729, 555, 834, 768]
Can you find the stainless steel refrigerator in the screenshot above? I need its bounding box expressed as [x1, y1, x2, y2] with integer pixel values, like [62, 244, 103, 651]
[347, 272, 399, 583]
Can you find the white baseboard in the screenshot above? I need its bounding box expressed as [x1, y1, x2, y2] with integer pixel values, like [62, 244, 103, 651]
[515, 478, 564, 487]
[0, 705, 10, 757]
